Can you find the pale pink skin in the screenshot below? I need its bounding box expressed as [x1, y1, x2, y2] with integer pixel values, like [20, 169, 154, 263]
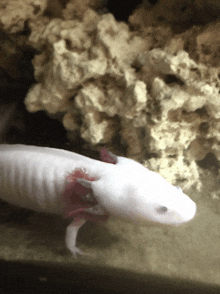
[0, 144, 196, 257]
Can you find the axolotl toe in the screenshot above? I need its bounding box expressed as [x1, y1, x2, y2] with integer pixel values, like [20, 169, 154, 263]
[0, 144, 196, 257]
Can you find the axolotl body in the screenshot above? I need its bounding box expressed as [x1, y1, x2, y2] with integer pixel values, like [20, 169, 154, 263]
[0, 144, 196, 257]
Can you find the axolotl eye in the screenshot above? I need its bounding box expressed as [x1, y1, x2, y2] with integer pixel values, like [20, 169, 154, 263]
[156, 206, 168, 214]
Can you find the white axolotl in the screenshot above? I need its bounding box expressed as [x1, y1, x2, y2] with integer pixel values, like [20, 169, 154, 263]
[0, 144, 196, 257]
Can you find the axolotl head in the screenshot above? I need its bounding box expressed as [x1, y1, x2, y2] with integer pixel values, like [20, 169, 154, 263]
[78, 150, 197, 226]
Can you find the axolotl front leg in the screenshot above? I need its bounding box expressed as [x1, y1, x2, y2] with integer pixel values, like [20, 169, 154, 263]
[65, 219, 87, 257]
[62, 167, 110, 257]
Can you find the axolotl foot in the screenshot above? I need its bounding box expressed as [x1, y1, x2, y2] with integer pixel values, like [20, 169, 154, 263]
[67, 245, 94, 258]
[67, 245, 84, 258]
